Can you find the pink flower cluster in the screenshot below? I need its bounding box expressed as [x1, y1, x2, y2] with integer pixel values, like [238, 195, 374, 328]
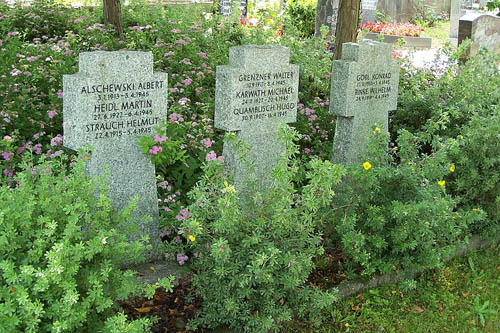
[176, 253, 188, 265]
[205, 150, 224, 163]
[154, 134, 168, 143]
[149, 146, 163, 155]
[175, 208, 189, 221]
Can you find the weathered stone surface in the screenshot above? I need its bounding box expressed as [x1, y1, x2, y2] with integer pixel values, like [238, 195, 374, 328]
[63, 51, 168, 260]
[329, 40, 399, 165]
[459, 13, 500, 57]
[361, 0, 378, 24]
[450, 0, 463, 38]
[215, 45, 299, 189]
[315, 0, 340, 38]
[377, 0, 450, 23]
[364, 32, 432, 49]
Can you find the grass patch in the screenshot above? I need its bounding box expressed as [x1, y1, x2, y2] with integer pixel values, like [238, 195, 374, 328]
[286, 243, 500, 332]
[422, 21, 451, 47]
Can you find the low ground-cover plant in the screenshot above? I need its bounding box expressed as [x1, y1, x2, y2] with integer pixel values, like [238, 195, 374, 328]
[0, 154, 172, 332]
[162, 127, 343, 331]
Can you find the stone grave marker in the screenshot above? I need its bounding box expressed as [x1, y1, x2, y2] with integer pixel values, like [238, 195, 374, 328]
[219, 0, 247, 17]
[459, 13, 500, 57]
[315, 0, 340, 38]
[330, 40, 399, 165]
[362, 0, 379, 24]
[450, 0, 464, 38]
[451, 0, 476, 38]
[215, 45, 299, 189]
[63, 51, 168, 260]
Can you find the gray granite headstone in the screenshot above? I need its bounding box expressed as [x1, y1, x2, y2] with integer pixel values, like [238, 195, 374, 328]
[215, 45, 299, 190]
[330, 40, 399, 165]
[451, 0, 463, 38]
[362, 0, 379, 24]
[459, 13, 500, 57]
[219, 0, 247, 17]
[63, 51, 168, 260]
[315, 0, 340, 38]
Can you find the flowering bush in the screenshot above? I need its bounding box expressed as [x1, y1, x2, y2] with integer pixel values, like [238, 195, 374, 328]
[164, 127, 344, 331]
[324, 128, 484, 277]
[0, 154, 173, 332]
[360, 21, 423, 37]
[1, 2, 500, 330]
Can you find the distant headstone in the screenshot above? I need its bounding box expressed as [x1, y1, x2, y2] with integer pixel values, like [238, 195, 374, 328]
[451, 0, 476, 38]
[362, 0, 379, 24]
[219, 0, 231, 16]
[459, 13, 500, 57]
[219, 0, 247, 17]
[63, 51, 168, 260]
[330, 40, 399, 164]
[215, 45, 299, 189]
[315, 0, 340, 38]
[450, 0, 464, 38]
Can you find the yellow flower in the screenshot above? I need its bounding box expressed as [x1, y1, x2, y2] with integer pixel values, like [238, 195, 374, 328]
[373, 127, 381, 135]
[449, 165, 455, 172]
[363, 161, 372, 171]
[438, 180, 446, 187]
[223, 181, 236, 194]
[188, 235, 195, 242]
[345, 322, 349, 327]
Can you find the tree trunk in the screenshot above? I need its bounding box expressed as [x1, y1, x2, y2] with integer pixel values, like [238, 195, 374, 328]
[103, 0, 123, 37]
[334, 0, 361, 60]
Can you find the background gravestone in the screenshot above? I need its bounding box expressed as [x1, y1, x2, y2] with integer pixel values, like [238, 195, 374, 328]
[219, 0, 247, 17]
[361, 0, 379, 24]
[315, 0, 340, 38]
[63, 51, 168, 260]
[215, 45, 299, 189]
[459, 12, 500, 57]
[330, 40, 399, 165]
[450, 0, 465, 38]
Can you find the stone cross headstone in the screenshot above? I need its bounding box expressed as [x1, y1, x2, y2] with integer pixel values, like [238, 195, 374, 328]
[361, 0, 379, 24]
[63, 51, 168, 260]
[215, 45, 299, 189]
[315, 0, 340, 38]
[330, 40, 399, 165]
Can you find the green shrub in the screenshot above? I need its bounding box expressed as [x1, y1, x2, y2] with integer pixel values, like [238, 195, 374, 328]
[447, 111, 500, 232]
[324, 128, 484, 277]
[283, 0, 317, 37]
[393, 47, 500, 143]
[163, 127, 343, 332]
[0, 154, 171, 332]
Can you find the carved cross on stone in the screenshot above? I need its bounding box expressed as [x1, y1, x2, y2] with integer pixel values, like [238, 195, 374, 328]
[215, 45, 299, 189]
[330, 40, 399, 165]
[63, 51, 168, 260]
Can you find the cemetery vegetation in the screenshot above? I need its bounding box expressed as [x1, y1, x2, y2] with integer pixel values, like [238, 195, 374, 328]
[1, 0, 499, 331]
[0, 154, 173, 332]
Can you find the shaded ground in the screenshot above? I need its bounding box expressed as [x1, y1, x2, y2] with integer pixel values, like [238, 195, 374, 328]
[122, 277, 202, 332]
